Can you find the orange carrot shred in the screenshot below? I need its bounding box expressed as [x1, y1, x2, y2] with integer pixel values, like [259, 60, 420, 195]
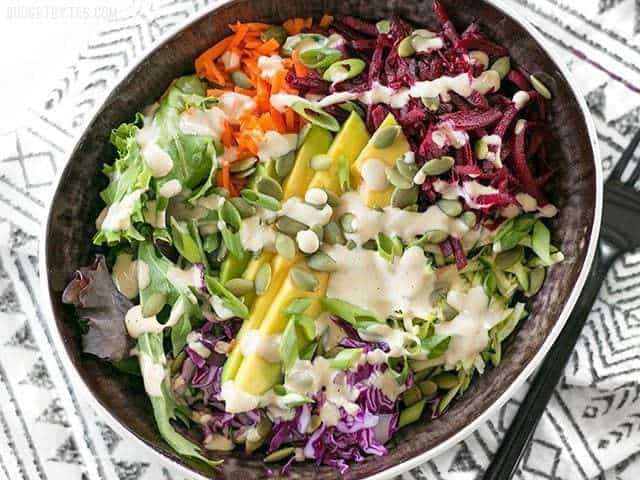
[271, 69, 286, 93]
[258, 38, 280, 55]
[270, 107, 287, 133]
[285, 108, 296, 132]
[291, 49, 309, 77]
[221, 121, 235, 148]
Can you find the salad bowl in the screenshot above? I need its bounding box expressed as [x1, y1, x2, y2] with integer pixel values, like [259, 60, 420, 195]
[40, 0, 601, 478]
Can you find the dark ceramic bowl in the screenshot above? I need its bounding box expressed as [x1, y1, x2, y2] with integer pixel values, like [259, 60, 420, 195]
[40, 0, 602, 478]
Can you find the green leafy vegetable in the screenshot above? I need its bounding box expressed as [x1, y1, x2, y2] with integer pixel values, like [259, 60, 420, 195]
[320, 297, 381, 326]
[205, 276, 249, 319]
[420, 335, 451, 359]
[330, 348, 362, 370]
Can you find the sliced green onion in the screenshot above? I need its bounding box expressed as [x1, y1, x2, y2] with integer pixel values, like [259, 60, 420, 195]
[219, 225, 245, 260]
[206, 276, 249, 319]
[292, 101, 340, 132]
[300, 47, 342, 69]
[322, 58, 366, 83]
[294, 313, 316, 341]
[376, 19, 391, 34]
[261, 25, 287, 45]
[402, 385, 423, 407]
[330, 348, 363, 370]
[231, 71, 252, 89]
[280, 317, 299, 370]
[320, 297, 381, 325]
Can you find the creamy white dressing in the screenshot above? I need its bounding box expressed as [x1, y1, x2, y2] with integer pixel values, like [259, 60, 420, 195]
[101, 188, 146, 232]
[218, 92, 256, 123]
[280, 197, 333, 227]
[258, 55, 284, 80]
[158, 179, 182, 198]
[271, 72, 495, 112]
[435, 286, 507, 367]
[112, 253, 139, 299]
[361, 158, 390, 191]
[325, 245, 437, 320]
[359, 322, 421, 357]
[432, 122, 469, 149]
[304, 188, 328, 206]
[315, 311, 346, 350]
[166, 265, 201, 290]
[210, 295, 235, 319]
[482, 134, 503, 168]
[178, 106, 226, 138]
[137, 260, 151, 290]
[257, 131, 298, 162]
[412, 35, 444, 53]
[433, 179, 500, 209]
[187, 331, 212, 359]
[335, 192, 468, 244]
[515, 193, 559, 218]
[239, 330, 281, 362]
[239, 214, 277, 252]
[125, 305, 164, 338]
[372, 369, 406, 400]
[139, 352, 165, 397]
[296, 229, 320, 254]
[142, 143, 174, 177]
[513, 90, 531, 110]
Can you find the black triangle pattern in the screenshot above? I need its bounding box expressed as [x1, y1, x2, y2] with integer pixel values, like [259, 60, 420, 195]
[112, 460, 150, 480]
[97, 421, 122, 454]
[49, 436, 83, 465]
[18, 357, 54, 389]
[598, 0, 626, 14]
[5, 322, 38, 351]
[448, 442, 481, 472]
[36, 398, 70, 428]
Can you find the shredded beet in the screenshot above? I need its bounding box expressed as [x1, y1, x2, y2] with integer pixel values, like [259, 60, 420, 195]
[440, 108, 503, 130]
[449, 237, 468, 269]
[510, 121, 547, 203]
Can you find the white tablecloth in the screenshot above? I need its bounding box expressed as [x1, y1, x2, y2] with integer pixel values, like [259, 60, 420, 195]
[0, 1, 639, 479]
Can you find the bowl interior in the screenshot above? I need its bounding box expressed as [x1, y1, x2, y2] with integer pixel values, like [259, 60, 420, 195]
[44, 0, 598, 478]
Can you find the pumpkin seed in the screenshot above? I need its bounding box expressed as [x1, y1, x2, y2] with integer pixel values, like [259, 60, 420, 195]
[306, 222, 321, 240]
[398, 35, 416, 57]
[255, 263, 272, 295]
[230, 197, 256, 218]
[490, 56, 511, 79]
[475, 138, 489, 160]
[421, 156, 455, 176]
[306, 251, 338, 272]
[495, 246, 524, 270]
[376, 19, 390, 34]
[290, 265, 319, 292]
[231, 70, 252, 89]
[418, 380, 438, 398]
[461, 211, 477, 229]
[373, 126, 401, 149]
[308, 414, 322, 432]
[398, 398, 426, 428]
[339, 213, 357, 233]
[261, 25, 287, 45]
[255, 176, 283, 200]
[402, 385, 423, 407]
[432, 372, 459, 390]
[437, 199, 462, 217]
[421, 95, 440, 112]
[245, 416, 272, 453]
[275, 151, 296, 180]
[325, 190, 340, 207]
[310, 153, 332, 171]
[469, 50, 489, 70]
[386, 166, 413, 189]
[276, 216, 307, 236]
[229, 156, 258, 173]
[224, 278, 254, 296]
[323, 222, 346, 245]
[396, 157, 418, 179]
[530, 74, 552, 99]
[264, 447, 295, 463]
[235, 166, 256, 179]
[526, 266, 545, 297]
[339, 100, 365, 118]
[275, 232, 297, 259]
[391, 186, 418, 209]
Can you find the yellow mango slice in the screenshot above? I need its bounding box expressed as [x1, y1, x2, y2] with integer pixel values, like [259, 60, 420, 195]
[308, 112, 370, 195]
[282, 126, 333, 200]
[352, 113, 411, 208]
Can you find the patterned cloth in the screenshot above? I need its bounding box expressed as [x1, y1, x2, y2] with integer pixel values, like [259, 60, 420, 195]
[0, 0, 639, 479]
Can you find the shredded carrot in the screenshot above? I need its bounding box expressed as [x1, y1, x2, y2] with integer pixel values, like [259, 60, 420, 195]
[230, 22, 269, 33]
[195, 36, 232, 76]
[269, 107, 287, 133]
[283, 17, 308, 35]
[255, 78, 271, 112]
[257, 38, 280, 55]
[221, 121, 235, 148]
[217, 163, 232, 194]
[319, 14, 334, 28]
[285, 108, 296, 132]
[303, 17, 313, 29]
[270, 69, 287, 93]
[291, 49, 309, 77]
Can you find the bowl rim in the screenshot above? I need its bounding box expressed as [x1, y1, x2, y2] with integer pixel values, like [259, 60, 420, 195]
[39, 0, 603, 478]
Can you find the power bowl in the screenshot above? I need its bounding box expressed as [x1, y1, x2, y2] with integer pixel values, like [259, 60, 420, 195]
[40, 0, 602, 478]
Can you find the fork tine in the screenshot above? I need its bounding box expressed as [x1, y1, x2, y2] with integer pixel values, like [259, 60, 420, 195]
[610, 128, 640, 181]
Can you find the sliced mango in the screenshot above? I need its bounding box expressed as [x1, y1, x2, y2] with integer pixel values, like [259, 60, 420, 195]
[352, 113, 411, 208]
[221, 253, 297, 382]
[234, 266, 328, 394]
[283, 126, 333, 200]
[308, 112, 370, 195]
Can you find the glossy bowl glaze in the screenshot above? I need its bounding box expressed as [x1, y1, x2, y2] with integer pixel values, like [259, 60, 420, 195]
[40, 0, 602, 478]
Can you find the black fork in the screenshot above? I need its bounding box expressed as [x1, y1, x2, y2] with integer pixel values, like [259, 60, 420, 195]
[483, 129, 640, 480]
